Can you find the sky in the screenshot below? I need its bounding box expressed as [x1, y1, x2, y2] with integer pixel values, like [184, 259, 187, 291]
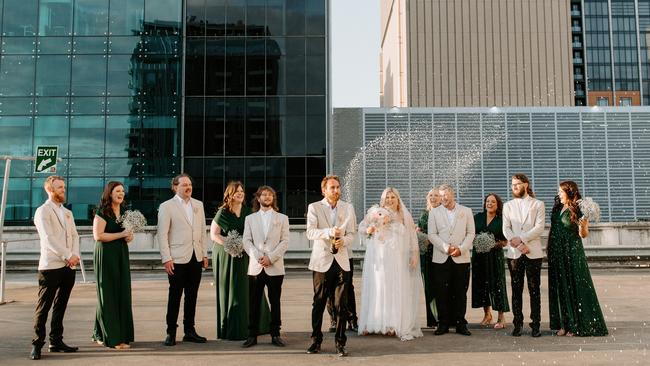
[331, 0, 381, 108]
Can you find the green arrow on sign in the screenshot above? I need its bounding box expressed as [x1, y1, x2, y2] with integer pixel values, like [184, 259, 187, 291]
[34, 146, 58, 173]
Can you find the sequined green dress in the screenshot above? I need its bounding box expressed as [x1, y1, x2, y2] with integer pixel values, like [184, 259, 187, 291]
[547, 209, 608, 336]
[417, 211, 438, 327]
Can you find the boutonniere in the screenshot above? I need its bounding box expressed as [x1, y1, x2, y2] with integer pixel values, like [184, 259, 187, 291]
[273, 218, 280, 225]
[65, 213, 71, 220]
[458, 212, 464, 219]
[193, 207, 198, 214]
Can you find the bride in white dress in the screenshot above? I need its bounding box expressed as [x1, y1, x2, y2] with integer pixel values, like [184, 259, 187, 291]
[358, 187, 424, 341]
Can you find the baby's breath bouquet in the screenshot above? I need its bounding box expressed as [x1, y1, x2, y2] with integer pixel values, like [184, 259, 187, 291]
[417, 231, 431, 254]
[473, 232, 496, 254]
[223, 230, 244, 258]
[116, 209, 147, 232]
[577, 197, 601, 223]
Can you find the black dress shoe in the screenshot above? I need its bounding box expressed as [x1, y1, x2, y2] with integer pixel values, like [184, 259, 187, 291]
[336, 345, 348, 357]
[456, 325, 472, 336]
[30, 345, 42, 360]
[512, 326, 522, 337]
[531, 328, 542, 338]
[271, 336, 286, 347]
[348, 319, 359, 332]
[164, 334, 176, 346]
[434, 326, 449, 335]
[183, 330, 207, 343]
[242, 337, 257, 348]
[306, 342, 321, 354]
[328, 320, 337, 332]
[48, 342, 78, 353]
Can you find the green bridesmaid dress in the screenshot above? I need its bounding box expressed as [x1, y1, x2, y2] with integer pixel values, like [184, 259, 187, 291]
[213, 206, 271, 340]
[92, 209, 134, 347]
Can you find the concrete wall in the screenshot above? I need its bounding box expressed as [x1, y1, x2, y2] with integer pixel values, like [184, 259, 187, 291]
[3, 223, 650, 269]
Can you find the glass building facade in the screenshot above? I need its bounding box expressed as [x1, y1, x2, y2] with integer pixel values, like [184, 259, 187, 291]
[0, 0, 327, 225]
[574, 0, 650, 106]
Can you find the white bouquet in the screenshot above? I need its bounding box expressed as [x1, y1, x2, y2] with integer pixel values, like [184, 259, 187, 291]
[577, 197, 601, 223]
[116, 209, 147, 232]
[364, 205, 392, 238]
[223, 230, 244, 258]
[473, 232, 496, 254]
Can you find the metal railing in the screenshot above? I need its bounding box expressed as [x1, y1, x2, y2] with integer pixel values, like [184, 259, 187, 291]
[0, 235, 91, 305]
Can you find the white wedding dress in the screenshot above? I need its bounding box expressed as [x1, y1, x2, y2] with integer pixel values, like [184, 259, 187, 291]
[358, 207, 424, 341]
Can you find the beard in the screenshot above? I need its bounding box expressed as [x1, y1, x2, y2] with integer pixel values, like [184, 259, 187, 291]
[261, 201, 273, 208]
[512, 189, 525, 198]
[53, 192, 66, 204]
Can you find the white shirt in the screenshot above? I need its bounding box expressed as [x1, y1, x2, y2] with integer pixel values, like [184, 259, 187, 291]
[48, 199, 66, 229]
[323, 200, 339, 237]
[175, 194, 193, 225]
[446, 205, 457, 227]
[259, 208, 273, 238]
[513, 195, 532, 241]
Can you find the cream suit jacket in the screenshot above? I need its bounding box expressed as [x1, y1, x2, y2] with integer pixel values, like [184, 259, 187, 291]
[427, 204, 475, 264]
[34, 200, 80, 271]
[502, 196, 546, 260]
[306, 199, 357, 272]
[157, 197, 207, 264]
[243, 210, 290, 276]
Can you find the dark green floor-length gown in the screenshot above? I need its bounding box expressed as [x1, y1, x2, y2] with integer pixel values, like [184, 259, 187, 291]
[471, 212, 510, 312]
[548, 209, 608, 336]
[93, 209, 134, 347]
[213, 206, 271, 340]
[417, 211, 438, 326]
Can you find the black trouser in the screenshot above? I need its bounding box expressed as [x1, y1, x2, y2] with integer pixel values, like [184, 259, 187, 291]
[432, 257, 470, 328]
[311, 260, 349, 346]
[166, 253, 203, 334]
[32, 267, 76, 346]
[326, 258, 357, 324]
[249, 270, 284, 337]
[507, 256, 542, 330]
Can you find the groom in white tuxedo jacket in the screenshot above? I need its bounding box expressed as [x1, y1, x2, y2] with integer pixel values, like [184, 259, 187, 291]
[241, 186, 290, 348]
[306, 175, 356, 357]
[428, 184, 475, 336]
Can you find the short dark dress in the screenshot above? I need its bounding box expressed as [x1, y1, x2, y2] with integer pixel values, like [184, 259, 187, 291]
[471, 212, 510, 312]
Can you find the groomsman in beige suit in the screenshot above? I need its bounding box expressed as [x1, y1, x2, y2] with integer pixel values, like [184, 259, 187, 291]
[241, 186, 290, 348]
[31, 176, 80, 360]
[306, 175, 356, 357]
[428, 184, 475, 336]
[503, 173, 545, 338]
[157, 173, 208, 346]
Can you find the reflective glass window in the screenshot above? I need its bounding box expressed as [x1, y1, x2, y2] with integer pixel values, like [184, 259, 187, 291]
[285, 37, 305, 95]
[0, 97, 34, 115]
[306, 0, 325, 35]
[205, 0, 225, 36]
[105, 96, 132, 114]
[105, 158, 138, 177]
[106, 115, 139, 158]
[0, 179, 31, 221]
[267, 0, 285, 36]
[285, 97, 306, 155]
[71, 55, 107, 96]
[186, 0, 205, 36]
[2, 0, 37, 36]
[246, 38, 265, 95]
[108, 0, 144, 36]
[225, 0, 245, 36]
[2, 37, 37, 54]
[186, 37, 205, 96]
[73, 36, 108, 54]
[225, 37, 245, 95]
[108, 36, 141, 54]
[184, 97, 204, 156]
[39, 0, 73, 36]
[306, 96, 325, 155]
[35, 97, 69, 115]
[37, 37, 72, 54]
[306, 37, 325, 95]
[0, 55, 36, 96]
[245, 158, 265, 195]
[144, 0, 182, 35]
[0, 116, 32, 155]
[69, 115, 105, 157]
[266, 38, 282, 94]
[202, 157, 224, 213]
[141, 115, 180, 158]
[224, 97, 245, 155]
[247, 0, 265, 36]
[70, 96, 105, 114]
[35, 55, 71, 96]
[74, 0, 109, 36]
[286, 0, 305, 36]
[266, 157, 286, 209]
[107, 54, 135, 96]
[33, 116, 69, 157]
[246, 97, 265, 156]
[204, 97, 225, 156]
[67, 177, 105, 221]
[205, 37, 225, 95]
[68, 158, 105, 176]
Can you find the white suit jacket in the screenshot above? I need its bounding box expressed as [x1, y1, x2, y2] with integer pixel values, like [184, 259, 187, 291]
[34, 200, 80, 271]
[243, 210, 290, 276]
[427, 204, 475, 264]
[306, 199, 357, 272]
[502, 196, 546, 259]
[157, 197, 207, 264]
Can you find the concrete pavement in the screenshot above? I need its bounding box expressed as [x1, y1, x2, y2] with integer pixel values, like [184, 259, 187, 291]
[0, 269, 648, 365]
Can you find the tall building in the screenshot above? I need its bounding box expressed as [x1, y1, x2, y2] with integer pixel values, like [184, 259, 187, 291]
[0, 0, 328, 225]
[380, 0, 650, 107]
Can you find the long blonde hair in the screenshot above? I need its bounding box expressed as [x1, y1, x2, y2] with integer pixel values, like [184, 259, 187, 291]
[380, 187, 402, 212]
